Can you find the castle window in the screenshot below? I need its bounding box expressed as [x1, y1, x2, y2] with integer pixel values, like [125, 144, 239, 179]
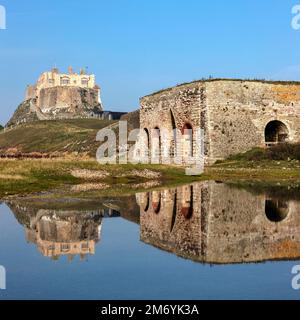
[81, 78, 89, 86]
[48, 79, 54, 84]
[60, 77, 70, 85]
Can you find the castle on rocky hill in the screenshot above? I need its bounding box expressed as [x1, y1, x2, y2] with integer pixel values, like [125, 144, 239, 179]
[6, 67, 125, 127]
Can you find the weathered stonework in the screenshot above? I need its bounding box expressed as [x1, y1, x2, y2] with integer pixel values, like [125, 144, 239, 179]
[140, 80, 300, 164]
[6, 68, 104, 127]
[137, 182, 300, 264]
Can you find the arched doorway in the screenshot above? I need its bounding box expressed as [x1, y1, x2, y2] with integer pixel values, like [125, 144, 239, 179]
[141, 128, 150, 160]
[182, 123, 193, 163]
[152, 127, 161, 163]
[265, 199, 289, 222]
[265, 121, 289, 147]
[169, 110, 177, 159]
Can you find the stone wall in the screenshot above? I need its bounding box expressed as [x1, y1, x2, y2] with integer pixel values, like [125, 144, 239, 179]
[140, 82, 207, 164]
[140, 80, 300, 164]
[120, 110, 140, 131]
[206, 81, 300, 162]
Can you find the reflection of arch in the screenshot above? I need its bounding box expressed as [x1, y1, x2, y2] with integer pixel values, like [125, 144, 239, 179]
[265, 199, 289, 222]
[182, 123, 193, 158]
[170, 191, 177, 232]
[152, 191, 161, 214]
[265, 121, 288, 146]
[181, 186, 193, 219]
[144, 193, 150, 212]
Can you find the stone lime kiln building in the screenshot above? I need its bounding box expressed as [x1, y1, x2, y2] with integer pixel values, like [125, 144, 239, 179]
[140, 79, 300, 164]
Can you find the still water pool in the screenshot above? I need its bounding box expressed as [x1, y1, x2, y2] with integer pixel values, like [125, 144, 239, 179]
[0, 181, 300, 300]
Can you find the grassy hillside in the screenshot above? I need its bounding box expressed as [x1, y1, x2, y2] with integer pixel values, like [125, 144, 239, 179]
[225, 143, 300, 162]
[0, 119, 115, 156]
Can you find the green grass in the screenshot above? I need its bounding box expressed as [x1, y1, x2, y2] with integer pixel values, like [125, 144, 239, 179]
[0, 119, 115, 155]
[1, 158, 300, 198]
[225, 143, 300, 162]
[0, 160, 199, 197]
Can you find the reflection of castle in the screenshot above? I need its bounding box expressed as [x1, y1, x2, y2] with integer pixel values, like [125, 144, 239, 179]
[137, 182, 300, 264]
[25, 210, 103, 261]
[7, 202, 120, 261]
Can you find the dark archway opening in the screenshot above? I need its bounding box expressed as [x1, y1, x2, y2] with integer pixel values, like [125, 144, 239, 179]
[265, 121, 288, 147]
[152, 127, 161, 163]
[182, 123, 193, 159]
[143, 128, 150, 159]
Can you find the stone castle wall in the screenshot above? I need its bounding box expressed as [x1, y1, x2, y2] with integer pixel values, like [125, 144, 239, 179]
[25, 69, 97, 101]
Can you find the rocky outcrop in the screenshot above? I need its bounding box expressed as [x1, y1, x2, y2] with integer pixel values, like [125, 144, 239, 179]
[6, 100, 39, 127]
[6, 86, 103, 127]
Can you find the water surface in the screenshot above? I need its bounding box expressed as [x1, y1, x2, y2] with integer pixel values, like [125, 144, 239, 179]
[0, 181, 300, 300]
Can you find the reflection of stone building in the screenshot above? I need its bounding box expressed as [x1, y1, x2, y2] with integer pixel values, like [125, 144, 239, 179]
[7, 201, 120, 261]
[137, 182, 300, 264]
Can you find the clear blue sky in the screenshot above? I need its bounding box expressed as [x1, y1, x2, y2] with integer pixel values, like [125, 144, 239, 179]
[0, 0, 299, 124]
